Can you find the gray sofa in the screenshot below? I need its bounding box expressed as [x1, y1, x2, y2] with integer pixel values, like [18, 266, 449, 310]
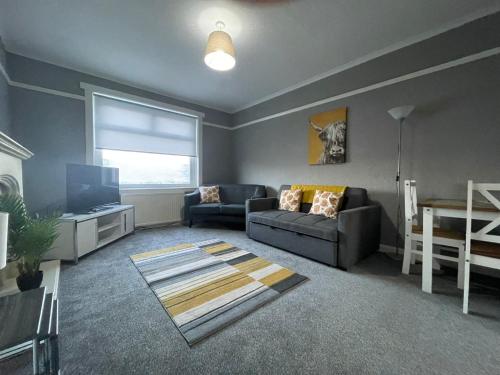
[184, 184, 266, 226]
[246, 185, 381, 269]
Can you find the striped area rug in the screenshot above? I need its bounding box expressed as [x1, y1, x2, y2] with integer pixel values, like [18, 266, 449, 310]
[130, 239, 308, 346]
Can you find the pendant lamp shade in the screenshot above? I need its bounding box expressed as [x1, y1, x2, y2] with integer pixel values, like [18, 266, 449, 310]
[204, 22, 236, 71]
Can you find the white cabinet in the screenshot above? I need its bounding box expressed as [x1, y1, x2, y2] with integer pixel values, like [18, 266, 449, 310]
[45, 205, 135, 263]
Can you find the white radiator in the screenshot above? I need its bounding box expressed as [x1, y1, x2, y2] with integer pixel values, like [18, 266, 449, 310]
[121, 189, 186, 227]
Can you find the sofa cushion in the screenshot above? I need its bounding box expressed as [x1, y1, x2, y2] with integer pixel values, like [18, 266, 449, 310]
[199, 185, 221, 203]
[291, 184, 346, 204]
[279, 189, 302, 212]
[278, 185, 368, 211]
[309, 190, 344, 219]
[220, 204, 245, 216]
[190, 203, 221, 215]
[247, 210, 338, 242]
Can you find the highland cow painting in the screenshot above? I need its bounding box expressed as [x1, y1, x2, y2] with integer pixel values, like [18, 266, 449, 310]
[308, 107, 347, 165]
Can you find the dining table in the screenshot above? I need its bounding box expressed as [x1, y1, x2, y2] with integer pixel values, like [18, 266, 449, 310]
[417, 199, 499, 293]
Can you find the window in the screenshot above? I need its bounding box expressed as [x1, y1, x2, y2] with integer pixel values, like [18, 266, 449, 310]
[85, 85, 202, 189]
[97, 150, 193, 187]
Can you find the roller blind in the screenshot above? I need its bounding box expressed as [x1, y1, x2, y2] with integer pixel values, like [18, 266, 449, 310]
[94, 94, 198, 157]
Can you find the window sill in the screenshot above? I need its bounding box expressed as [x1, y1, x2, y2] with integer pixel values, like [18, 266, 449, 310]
[120, 187, 197, 196]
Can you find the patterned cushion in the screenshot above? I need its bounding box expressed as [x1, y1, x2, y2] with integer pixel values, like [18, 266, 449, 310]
[309, 190, 344, 219]
[199, 185, 221, 204]
[279, 189, 303, 212]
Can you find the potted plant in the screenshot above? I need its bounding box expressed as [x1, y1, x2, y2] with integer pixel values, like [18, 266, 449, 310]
[0, 194, 59, 291]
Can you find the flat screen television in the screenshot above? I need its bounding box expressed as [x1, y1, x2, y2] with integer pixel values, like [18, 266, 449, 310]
[66, 164, 120, 213]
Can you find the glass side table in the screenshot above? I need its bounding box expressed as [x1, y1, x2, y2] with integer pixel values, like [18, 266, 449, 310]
[0, 287, 51, 374]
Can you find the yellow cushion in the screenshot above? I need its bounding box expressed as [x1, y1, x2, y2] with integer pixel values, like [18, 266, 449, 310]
[290, 184, 347, 204]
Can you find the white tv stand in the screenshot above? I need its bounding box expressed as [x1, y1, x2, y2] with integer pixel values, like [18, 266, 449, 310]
[45, 204, 135, 264]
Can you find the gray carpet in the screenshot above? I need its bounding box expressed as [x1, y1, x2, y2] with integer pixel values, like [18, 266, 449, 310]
[2, 224, 500, 375]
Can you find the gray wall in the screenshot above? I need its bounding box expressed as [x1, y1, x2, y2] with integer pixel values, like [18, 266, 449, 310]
[11, 87, 85, 213]
[232, 12, 500, 126]
[7, 53, 232, 127]
[6, 53, 233, 213]
[203, 126, 235, 185]
[0, 69, 9, 136]
[231, 14, 500, 246]
[0, 38, 10, 136]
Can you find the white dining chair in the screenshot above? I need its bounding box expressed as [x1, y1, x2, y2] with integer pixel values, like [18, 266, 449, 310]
[402, 180, 465, 289]
[463, 180, 500, 314]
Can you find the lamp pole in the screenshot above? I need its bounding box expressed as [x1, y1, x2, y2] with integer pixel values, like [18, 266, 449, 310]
[395, 118, 403, 256]
[388, 105, 414, 257]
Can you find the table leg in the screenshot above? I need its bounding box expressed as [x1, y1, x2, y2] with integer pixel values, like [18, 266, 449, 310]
[51, 335, 60, 374]
[422, 207, 434, 293]
[32, 339, 39, 375]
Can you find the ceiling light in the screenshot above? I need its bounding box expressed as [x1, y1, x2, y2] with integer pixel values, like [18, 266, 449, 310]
[204, 21, 235, 71]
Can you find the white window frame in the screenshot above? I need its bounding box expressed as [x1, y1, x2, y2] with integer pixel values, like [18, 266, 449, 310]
[81, 83, 203, 191]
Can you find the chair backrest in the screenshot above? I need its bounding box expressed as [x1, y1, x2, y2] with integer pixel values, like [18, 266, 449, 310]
[404, 180, 418, 225]
[466, 180, 500, 247]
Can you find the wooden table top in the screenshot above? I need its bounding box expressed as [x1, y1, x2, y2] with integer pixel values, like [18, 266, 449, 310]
[418, 199, 499, 212]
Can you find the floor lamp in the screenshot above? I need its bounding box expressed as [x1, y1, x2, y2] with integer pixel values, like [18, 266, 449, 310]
[388, 105, 415, 256]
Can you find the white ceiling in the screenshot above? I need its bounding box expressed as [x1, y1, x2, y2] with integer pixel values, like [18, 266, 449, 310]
[0, 0, 499, 113]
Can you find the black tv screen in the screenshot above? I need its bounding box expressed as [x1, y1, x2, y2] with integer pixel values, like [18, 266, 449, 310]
[66, 164, 120, 213]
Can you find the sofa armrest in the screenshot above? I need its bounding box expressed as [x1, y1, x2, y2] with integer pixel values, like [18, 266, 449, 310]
[245, 198, 278, 235]
[183, 190, 200, 225]
[246, 197, 278, 214]
[337, 204, 381, 270]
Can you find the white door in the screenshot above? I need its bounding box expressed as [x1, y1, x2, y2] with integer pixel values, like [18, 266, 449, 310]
[76, 219, 98, 257]
[124, 209, 135, 234]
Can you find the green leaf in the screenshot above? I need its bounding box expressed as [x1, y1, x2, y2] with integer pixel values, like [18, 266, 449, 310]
[0, 194, 29, 255]
[0, 194, 59, 274]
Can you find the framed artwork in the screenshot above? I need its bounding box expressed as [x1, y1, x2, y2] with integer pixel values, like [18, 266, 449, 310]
[308, 107, 347, 165]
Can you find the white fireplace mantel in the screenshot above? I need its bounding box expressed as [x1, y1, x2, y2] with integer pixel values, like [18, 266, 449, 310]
[0, 131, 33, 160]
[0, 131, 33, 196]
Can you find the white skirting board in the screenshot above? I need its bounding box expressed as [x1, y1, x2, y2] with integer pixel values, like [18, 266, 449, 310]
[121, 190, 185, 227]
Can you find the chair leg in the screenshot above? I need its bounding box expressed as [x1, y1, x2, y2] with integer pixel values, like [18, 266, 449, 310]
[410, 240, 418, 264]
[43, 340, 50, 374]
[402, 237, 413, 275]
[50, 334, 59, 375]
[463, 258, 471, 314]
[457, 244, 465, 290]
[188, 219, 192, 228]
[32, 339, 39, 375]
[432, 246, 441, 270]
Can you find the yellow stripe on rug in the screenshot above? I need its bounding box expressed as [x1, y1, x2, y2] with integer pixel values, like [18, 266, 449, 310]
[164, 272, 247, 308]
[166, 275, 256, 317]
[232, 257, 272, 274]
[130, 243, 194, 261]
[204, 242, 235, 254]
[259, 268, 295, 287]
